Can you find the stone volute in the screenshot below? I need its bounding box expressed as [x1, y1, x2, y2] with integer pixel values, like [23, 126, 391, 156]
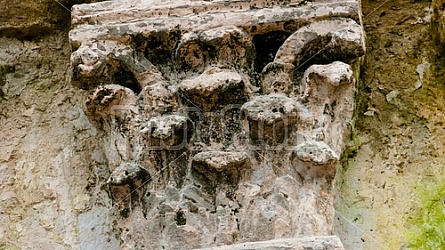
[70, 0, 365, 249]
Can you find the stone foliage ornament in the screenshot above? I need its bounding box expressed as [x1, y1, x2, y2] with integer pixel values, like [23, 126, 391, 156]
[70, 0, 365, 249]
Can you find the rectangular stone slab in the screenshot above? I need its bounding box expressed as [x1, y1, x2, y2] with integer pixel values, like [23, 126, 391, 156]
[69, 0, 361, 47]
[195, 236, 345, 250]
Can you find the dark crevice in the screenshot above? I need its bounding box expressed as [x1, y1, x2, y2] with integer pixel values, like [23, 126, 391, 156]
[113, 67, 142, 94]
[253, 31, 291, 72]
[293, 35, 363, 72]
[175, 210, 187, 226]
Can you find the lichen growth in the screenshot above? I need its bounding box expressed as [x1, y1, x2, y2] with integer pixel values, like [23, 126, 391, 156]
[406, 179, 445, 249]
[339, 58, 363, 165]
[0, 243, 20, 250]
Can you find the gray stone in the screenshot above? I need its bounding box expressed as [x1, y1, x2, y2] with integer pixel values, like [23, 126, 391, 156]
[179, 67, 253, 110]
[192, 151, 249, 172]
[181, 185, 216, 211]
[301, 61, 355, 100]
[261, 62, 295, 95]
[71, 41, 162, 90]
[241, 94, 305, 125]
[70, 1, 361, 46]
[139, 81, 179, 116]
[107, 162, 149, 185]
[298, 61, 355, 155]
[275, 18, 365, 66]
[176, 27, 254, 72]
[78, 206, 120, 250]
[293, 140, 339, 165]
[241, 94, 307, 145]
[66, 0, 364, 249]
[140, 114, 193, 148]
[196, 236, 345, 250]
[85, 84, 138, 119]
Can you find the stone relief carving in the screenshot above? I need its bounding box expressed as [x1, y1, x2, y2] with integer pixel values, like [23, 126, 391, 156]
[70, 0, 364, 249]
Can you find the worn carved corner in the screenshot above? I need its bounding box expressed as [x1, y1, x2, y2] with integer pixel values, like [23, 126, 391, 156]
[70, 0, 365, 249]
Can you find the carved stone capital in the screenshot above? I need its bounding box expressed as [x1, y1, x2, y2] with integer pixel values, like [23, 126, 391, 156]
[70, 0, 365, 249]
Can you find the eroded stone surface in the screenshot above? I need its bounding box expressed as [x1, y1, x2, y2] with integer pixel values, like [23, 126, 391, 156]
[140, 114, 193, 148]
[261, 62, 295, 95]
[139, 81, 179, 116]
[85, 84, 138, 118]
[241, 94, 308, 145]
[293, 140, 339, 165]
[69, 0, 361, 46]
[71, 41, 162, 90]
[241, 94, 306, 124]
[179, 67, 253, 110]
[297, 61, 355, 155]
[196, 236, 345, 250]
[193, 151, 249, 172]
[107, 162, 149, 185]
[68, 0, 364, 249]
[274, 18, 365, 67]
[176, 27, 254, 75]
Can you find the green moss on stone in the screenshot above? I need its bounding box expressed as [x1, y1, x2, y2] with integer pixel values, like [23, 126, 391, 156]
[406, 179, 445, 249]
[0, 243, 20, 250]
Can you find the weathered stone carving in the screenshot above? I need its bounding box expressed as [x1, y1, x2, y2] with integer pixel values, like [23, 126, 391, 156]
[140, 115, 193, 148]
[261, 62, 295, 95]
[241, 94, 306, 146]
[70, 0, 364, 249]
[179, 67, 254, 111]
[198, 236, 345, 250]
[71, 41, 163, 90]
[274, 18, 365, 66]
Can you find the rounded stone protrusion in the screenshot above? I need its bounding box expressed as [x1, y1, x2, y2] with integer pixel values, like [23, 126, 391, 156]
[292, 140, 339, 165]
[71, 41, 161, 91]
[176, 26, 254, 71]
[179, 67, 253, 111]
[241, 94, 307, 145]
[139, 82, 179, 115]
[261, 62, 295, 95]
[191, 151, 251, 196]
[274, 18, 365, 67]
[300, 61, 354, 101]
[297, 61, 355, 153]
[85, 84, 138, 127]
[140, 115, 193, 149]
[107, 162, 150, 186]
[192, 151, 250, 172]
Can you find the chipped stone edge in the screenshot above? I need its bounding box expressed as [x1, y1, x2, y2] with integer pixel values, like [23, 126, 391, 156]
[194, 236, 345, 250]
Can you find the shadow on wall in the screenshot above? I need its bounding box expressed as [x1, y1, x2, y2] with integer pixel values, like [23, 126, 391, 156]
[0, 0, 105, 40]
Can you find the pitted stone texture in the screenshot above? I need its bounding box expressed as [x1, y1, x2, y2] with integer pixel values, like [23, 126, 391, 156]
[68, 0, 364, 249]
[293, 141, 339, 165]
[261, 62, 295, 95]
[196, 236, 345, 250]
[85, 85, 141, 163]
[70, 0, 361, 46]
[301, 61, 355, 99]
[241, 94, 305, 124]
[298, 61, 355, 155]
[191, 151, 251, 202]
[85, 84, 138, 124]
[274, 18, 365, 66]
[179, 67, 253, 110]
[241, 94, 308, 145]
[107, 162, 149, 185]
[176, 27, 254, 73]
[192, 151, 249, 172]
[139, 82, 179, 116]
[71, 41, 162, 90]
[140, 115, 193, 148]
